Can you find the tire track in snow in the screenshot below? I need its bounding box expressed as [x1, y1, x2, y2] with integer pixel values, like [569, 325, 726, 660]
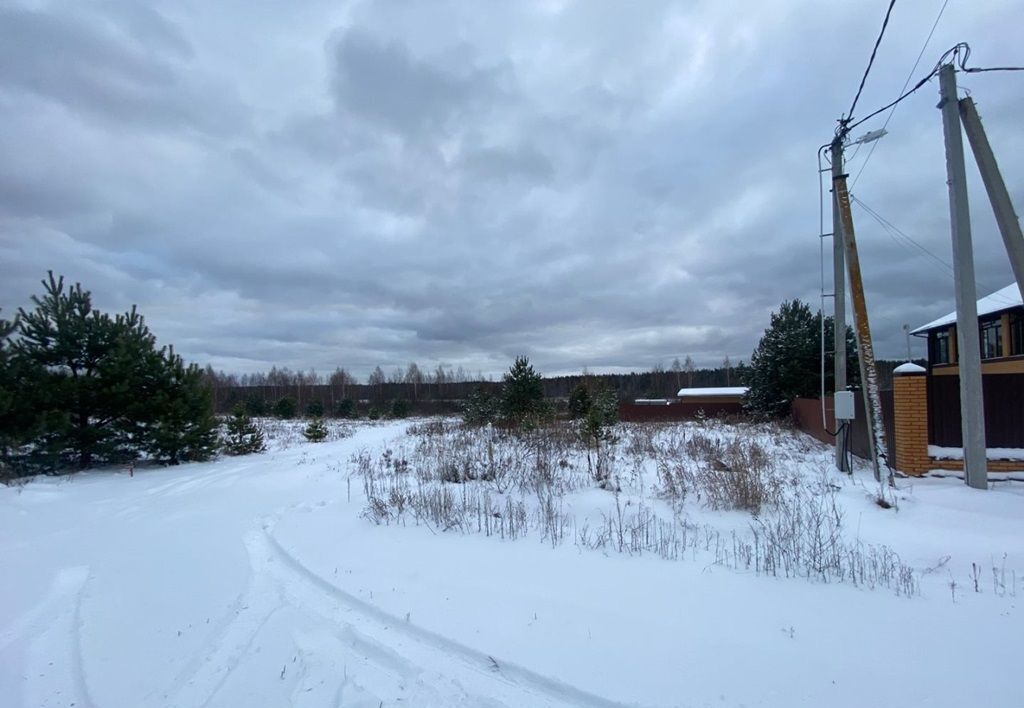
[258, 525, 644, 708]
[6, 566, 96, 708]
[158, 557, 284, 708]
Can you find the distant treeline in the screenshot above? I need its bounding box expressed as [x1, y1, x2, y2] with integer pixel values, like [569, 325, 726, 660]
[202, 358, 919, 417]
[201, 361, 753, 416]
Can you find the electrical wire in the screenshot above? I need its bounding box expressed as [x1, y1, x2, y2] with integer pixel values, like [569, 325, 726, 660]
[851, 194, 1021, 309]
[851, 195, 955, 278]
[963, 66, 1024, 73]
[844, 42, 1023, 137]
[844, 0, 898, 131]
[850, 0, 950, 188]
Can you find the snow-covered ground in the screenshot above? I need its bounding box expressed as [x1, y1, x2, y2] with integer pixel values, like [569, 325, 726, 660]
[2, 419, 1022, 708]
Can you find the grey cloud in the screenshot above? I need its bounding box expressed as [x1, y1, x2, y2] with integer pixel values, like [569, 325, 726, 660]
[329, 29, 505, 141]
[1, 0, 1022, 378]
[0, 3, 247, 135]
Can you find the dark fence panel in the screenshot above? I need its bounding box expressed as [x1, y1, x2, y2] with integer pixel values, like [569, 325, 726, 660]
[928, 373, 1024, 447]
[791, 392, 894, 461]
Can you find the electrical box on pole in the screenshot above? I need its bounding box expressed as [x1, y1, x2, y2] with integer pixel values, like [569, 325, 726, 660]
[834, 390, 855, 420]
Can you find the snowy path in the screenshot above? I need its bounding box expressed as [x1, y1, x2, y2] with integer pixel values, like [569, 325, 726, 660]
[1, 423, 641, 707]
[2, 420, 1023, 707]
[158, 518, 636, 708]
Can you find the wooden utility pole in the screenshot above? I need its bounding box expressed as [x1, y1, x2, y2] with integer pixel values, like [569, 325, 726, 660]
[938, 63, 988, 490]
[832, 170, 891, 492]
[830, 138, 849, 472]
[958, 96, 1024, 304]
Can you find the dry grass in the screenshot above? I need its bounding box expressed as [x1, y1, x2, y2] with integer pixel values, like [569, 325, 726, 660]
[352, 419, 919, 596]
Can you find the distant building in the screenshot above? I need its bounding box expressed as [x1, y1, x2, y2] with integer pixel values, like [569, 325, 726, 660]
[622, 386, 748, 421]
[675, 386, 749, 404]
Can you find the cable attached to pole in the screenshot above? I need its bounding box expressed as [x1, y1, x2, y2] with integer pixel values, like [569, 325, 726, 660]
[843, 0, 898, 135]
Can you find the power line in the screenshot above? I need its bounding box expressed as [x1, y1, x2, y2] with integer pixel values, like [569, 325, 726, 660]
[844, 41, 1024, 137]
[845, 44, 967, 135]
[850, 0, 950, 187]
[963, 66, 1024, 73]
[844, 0, 898, 133]
[852, 195, 1021, 307]
[851, 194, 955, 278]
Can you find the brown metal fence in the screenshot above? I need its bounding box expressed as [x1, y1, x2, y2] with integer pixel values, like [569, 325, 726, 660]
[791, 392, 895, 461]
[928, 373, 1024, 447]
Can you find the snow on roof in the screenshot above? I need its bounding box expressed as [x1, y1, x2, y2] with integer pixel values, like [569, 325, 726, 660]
[676, 386, 749, 397]
[893, 362, 926, 374]
[910, 283, 1022, 335]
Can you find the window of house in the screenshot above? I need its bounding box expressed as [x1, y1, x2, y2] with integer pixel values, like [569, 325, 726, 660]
[930, 329, 950, 364]
[1011, 313, 1023, 356]
[980, 318, 1003, 359]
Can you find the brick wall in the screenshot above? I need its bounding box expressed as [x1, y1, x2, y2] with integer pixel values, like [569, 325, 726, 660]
[892, 367, 1024, 475]
[926, 459, 1024, 473]
[893, 371, 930, 475]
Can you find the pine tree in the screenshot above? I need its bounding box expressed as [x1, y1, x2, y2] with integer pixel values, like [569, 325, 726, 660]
[568, 383, 591, 420]
[222, 406, 266, 455]
[144, 354, 220, 465]
[334, 398, 356, 418]
[578, 384, 619, 489]
[501, 356, 546, 425]
[4, 274, 222, 470]
[0, 310, 46, 472]
[273, 396, 297, 419]
[303, 417, 328, 442]
[591, 385, 619, 426]
[746, 299, 859, 417]
[462, 386, 498, 426]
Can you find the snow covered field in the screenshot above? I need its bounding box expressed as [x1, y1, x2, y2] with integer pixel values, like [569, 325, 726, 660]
[2, 418, 1022, 708]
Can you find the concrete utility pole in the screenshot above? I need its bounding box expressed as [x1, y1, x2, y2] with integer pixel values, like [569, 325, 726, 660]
[833, 171, 890, 491]
[831, 139, 849, 472]
[938, 63, 988, 490]
[958, 96, 1024, 304]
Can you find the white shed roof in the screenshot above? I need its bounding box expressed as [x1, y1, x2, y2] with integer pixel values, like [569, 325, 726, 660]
[676, 386, 749, 397]
[910, 283, 1021, 335]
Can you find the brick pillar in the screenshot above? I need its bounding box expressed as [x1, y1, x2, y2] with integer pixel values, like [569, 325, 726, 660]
[893, 364, 930, 475]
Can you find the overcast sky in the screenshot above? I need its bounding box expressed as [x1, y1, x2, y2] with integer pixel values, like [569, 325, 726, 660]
[1, 0, 1022, 379]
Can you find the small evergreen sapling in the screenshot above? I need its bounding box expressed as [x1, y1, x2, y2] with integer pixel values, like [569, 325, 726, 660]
[334, 398, 356, 418]
[577, 384, 619, 489]
[463, 386, 498, 426]
[222, 406, 266, 455]
[500, 356, 547, 426]
[567, 383, 591, 420]
[273, 396, 297, 419]
[303, 417, 328, 442]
